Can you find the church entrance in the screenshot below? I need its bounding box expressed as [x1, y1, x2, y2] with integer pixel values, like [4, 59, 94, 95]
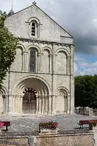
[13, 77, 50, 115]
[23, 88, 37, 114]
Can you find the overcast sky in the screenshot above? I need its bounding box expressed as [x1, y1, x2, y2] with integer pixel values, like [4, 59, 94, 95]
[1, 0, 97, 76]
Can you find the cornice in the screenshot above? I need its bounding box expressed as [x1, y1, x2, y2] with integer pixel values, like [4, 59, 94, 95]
[18, 37, 74, 47]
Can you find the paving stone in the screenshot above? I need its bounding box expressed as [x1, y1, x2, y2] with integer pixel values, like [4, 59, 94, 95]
[0, 114, 96, 134]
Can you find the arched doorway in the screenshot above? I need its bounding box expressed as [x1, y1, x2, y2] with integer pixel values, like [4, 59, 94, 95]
[13, 77, 50, 114]
[23, 88, 37, 114]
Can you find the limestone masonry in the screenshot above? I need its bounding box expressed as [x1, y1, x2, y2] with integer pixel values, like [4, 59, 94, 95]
[0, 2, 74, 116]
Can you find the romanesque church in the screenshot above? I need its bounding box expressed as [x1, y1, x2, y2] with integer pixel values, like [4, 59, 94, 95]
[0, 2, 74, 115]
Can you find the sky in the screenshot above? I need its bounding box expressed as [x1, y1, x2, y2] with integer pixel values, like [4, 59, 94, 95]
[1, 0, 97, 76]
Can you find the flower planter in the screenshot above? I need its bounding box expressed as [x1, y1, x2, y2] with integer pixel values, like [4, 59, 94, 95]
[89, 122, 97, 132]
[40, 128, 58, 135]
[39, 121, 58, 135]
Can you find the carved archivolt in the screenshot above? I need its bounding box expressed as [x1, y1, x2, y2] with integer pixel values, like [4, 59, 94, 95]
[0, 86, 7, 95]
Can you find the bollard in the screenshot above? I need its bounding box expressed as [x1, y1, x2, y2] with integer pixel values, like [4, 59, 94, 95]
[28, 136, 36, 146]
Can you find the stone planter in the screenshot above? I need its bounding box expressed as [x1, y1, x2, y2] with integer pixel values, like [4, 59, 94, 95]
[39, 128, 58, 135]
[89, 123, 93, 130]
[89, 123, 97, 132]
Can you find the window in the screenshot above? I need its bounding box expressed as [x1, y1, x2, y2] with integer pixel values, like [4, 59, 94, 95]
[29, 48, 37, 72]
[31, 22, 35, 36]
[28, 17, 40, 38]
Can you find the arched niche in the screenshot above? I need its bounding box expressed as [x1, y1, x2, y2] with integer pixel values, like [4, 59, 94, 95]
[56, 88, 68, 113]
[11, 47, 23, 72]
[56, 51, 67, 74]
[0, 86, 7, 114]
[42, 49, 50, 73]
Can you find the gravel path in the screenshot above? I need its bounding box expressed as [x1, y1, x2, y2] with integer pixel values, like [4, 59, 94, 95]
[0, 114, 96, 133]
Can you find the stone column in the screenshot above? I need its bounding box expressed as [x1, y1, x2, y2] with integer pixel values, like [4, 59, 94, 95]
[37, 53, 41, 72]
[41, 96, 44, 113]
[36, 96, 39, 114]
[44, 95, 47, 114]
[23, 51, 28, 72]
[20, 95, 23, 114]
[17, 96, 19, 113]
[70, 45, 74, 114]
[67, 56, 70, 75]
[48, 95, 52, 114]
[67, 94, 71, 114]
[52, 95, 56, 114]
[39, 96, 41, 114]
[70, 76, 74, 114]
[13, 95, 23, 115]
[12, 95, 15, 113]
[15, 95, 17, 113]
[8, 94, 13, 115]
[17, 95, 23, 114]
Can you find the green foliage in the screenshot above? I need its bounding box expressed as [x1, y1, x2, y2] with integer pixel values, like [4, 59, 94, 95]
[75, 75, 97, 108]
[0, 11, 18, 88]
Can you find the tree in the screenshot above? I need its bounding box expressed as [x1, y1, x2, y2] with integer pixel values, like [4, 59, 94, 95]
[0, 11, 18, 88]
[75, 75, 97, 108]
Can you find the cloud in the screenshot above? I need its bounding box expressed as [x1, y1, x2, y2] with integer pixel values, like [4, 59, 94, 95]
[1, 0, 97, 55]
[75, 54, 97, 76]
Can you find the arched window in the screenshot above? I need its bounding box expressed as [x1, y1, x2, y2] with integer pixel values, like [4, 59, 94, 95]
[29, 48, 38, 72]
[31, 22, 35, 36]
[28, 17, 40, 38]
[30, 21, 38, 37]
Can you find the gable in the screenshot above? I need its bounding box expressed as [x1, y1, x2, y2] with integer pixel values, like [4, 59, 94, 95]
[5, 4, 73, 44]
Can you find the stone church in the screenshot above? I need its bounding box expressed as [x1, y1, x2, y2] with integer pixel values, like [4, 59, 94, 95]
[0, 2, 74, 116]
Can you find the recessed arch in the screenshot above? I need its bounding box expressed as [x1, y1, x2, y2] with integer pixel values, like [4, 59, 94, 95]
[12, 76, 50, 114]
[41, 46, 52, 73]
[56, 87, 69, 114]
[28, 17, 41, 25]
[57, 86, 69, 95]
[55, 50, 67, 74]
[42, 46, 52, 54]
[0, 86, 8, 95]
[55, 48, 70, 57]
[17, 43, 26, 52]
[12, 75, 51, 95]
[11, 46, 23, 71]
[27, 44, 41, 53]
[0, 86, 7, 114]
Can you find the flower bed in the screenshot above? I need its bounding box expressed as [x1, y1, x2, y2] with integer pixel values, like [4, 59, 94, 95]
[39, 121, 58, 135]
[39, 121, 58, 130]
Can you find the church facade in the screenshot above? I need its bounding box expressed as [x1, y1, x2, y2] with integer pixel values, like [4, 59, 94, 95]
[0, 2, 74, 116]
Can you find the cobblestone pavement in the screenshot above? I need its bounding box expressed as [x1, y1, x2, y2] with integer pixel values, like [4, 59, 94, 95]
[0, 114, 96, 133]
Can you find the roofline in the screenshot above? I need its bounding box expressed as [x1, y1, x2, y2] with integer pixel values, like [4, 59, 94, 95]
[7, 4, 73, 38]
[35, 5, 73, 38]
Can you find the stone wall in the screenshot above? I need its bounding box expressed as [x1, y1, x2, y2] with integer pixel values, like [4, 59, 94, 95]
[36, 134, 94, 146]
[0, 136, 29, 146]
[0, 133, 94, 146]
